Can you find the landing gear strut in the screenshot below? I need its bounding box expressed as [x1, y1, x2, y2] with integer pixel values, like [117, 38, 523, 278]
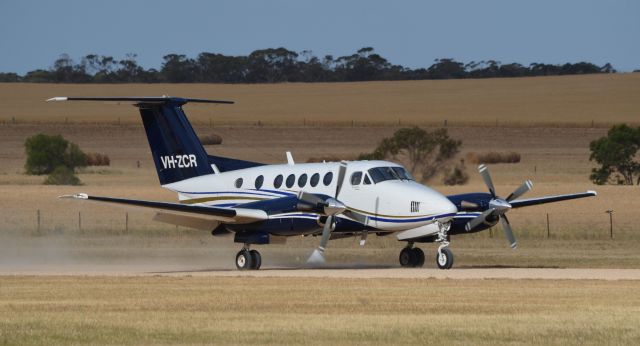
[236, 244, 262, 270]
[435, 222, 454, 270]
[399, 242, 425, 268]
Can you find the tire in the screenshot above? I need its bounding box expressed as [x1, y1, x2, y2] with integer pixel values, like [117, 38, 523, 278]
[399, 247, 415, 267]
[411, 248, 425, 268]
[236, 249, 253, 270]
[436, 247, 454, 270]
[250, 250, 262, 270]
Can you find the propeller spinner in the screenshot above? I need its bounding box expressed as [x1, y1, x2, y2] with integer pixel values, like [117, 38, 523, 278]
[464, 164, 533, 249]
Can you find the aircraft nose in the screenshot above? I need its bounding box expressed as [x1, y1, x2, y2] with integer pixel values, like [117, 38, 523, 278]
[435, 193, 458, 216]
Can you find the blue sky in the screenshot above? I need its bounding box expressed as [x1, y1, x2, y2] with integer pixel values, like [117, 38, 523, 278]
[1, 0, 638, 74]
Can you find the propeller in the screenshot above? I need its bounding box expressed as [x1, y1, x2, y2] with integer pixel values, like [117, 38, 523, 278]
[465, 164, 533, 249]
[306, 161, 348, 264]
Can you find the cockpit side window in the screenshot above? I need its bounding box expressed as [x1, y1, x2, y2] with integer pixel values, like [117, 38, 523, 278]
[363, 174, 372, 185]
[350, 171, 363, 185]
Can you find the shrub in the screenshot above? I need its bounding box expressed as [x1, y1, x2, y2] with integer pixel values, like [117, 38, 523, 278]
[86, 152, 111, 166]
[466, 151, 521, 164]
[199, 134, 223, 145]
[24, 133, 87, 174]
[44, 165, 81, 185]
[443, 159, 469, 185]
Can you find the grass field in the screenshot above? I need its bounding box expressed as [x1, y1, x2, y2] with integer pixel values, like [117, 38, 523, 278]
[1, 73, 639, 126]
[1, 276, 639, 345]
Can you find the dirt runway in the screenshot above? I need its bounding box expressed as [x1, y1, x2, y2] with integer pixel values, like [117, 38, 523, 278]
[2, 264, 639, 280]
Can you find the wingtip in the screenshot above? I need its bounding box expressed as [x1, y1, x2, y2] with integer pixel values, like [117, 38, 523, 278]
[587, 190, 598, 196]
[58, 193, 88, 199]
[47, 97, 68, 102]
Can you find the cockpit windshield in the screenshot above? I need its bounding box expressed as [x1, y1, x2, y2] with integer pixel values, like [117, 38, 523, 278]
[368, 166, 414, 183]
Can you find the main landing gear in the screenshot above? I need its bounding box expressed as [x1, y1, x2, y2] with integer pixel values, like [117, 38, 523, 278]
[399, 243, 425, 267]
[235, 245, 262, 270]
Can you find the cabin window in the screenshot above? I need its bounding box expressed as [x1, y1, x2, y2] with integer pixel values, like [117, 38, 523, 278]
[235, 178, 243, 188]
[310, 173, 320, 187]
[363, 174, 372, 185]
[274, 174, 283, 188]
[286, 174, 295, 188]
[298, 173, 308, 187]
[255, 175, 264, 189]
[323, 172, 333, 186]
[350, 171, 363, 185]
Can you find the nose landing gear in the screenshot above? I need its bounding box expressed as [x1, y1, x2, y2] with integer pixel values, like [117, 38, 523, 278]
[235, 244, 262, 270]
[435, 221, 454, 269]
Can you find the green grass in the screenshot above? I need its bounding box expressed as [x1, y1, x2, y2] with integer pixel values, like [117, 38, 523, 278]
[0, 276, 639, 345]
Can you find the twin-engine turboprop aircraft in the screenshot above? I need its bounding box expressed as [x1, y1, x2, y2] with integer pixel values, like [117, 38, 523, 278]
[50, 96, 596, 270]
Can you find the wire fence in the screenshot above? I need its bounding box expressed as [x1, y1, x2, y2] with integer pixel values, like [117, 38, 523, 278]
[1, 208, 635, 241]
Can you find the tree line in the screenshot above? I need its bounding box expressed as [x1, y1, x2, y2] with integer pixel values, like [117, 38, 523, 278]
[0, 47, 617, 83]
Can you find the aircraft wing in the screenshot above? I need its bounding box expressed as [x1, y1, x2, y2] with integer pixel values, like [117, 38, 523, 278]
[510, 191, 597, 208]
[59, 193, 268, 224]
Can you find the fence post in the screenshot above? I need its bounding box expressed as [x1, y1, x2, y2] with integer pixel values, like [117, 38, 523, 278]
[606, 210, 614, 239]
[78, 211, 82, 232]
[125, 212, 129, 234]
[546, 213, 550, 238]
[37, 209, 41, 234]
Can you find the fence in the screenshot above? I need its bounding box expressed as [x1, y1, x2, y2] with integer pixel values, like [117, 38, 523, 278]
[2, 208, 636, 241]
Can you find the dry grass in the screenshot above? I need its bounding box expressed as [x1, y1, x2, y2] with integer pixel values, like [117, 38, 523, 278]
[0, 276, 639, 345]
[1, 73, 639, 126]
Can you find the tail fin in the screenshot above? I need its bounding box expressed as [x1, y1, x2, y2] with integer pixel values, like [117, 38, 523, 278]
[48, 96, 232, 185]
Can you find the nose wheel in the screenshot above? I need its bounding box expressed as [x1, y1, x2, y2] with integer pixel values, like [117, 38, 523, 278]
[436, 246, 454, 270]
[235, 245, 262, 270]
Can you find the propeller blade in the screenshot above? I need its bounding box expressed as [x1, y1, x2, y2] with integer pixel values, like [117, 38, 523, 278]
[465, 208, 495, 231]
[506, 180, 533, 202]
[478, 164, 496, 198]
[307, 215, 334, 264]
[298, 191, 326, 205]
[460, 200, 479, 210]
[334, 161, 348, 198]
[343, 209, 368, 224]
[500, 215, 518, 249]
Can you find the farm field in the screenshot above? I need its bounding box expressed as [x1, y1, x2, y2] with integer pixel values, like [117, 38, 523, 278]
[1, 276, 639, 345]
[1, 73, 639, 126]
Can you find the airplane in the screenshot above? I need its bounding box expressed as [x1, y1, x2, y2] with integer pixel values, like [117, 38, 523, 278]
[49, 96, 596, 270]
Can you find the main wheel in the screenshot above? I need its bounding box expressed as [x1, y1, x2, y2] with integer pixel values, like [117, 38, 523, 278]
[236, 249, 253, 270]
[399, 247, 415, 267]
[436, 247, 454, 270]
[411, 248, 425, 267]
[250, 249, 262, 270]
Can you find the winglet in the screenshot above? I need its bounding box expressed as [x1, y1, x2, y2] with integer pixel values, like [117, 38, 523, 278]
[587, 190, 598, 196]
[58, 193, 88, 199]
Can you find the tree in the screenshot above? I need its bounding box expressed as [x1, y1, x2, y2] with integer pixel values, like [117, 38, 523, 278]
[24, 134, 87, 175]
[358, 127, 463, 182]
[44, 166, 81, 186]
[589, 124, 640, 185]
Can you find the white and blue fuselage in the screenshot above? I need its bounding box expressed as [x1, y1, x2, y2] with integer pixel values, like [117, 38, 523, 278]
[165, 160, 457, 235]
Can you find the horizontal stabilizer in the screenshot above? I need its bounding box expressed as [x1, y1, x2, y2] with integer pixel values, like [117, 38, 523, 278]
[47, 96, 234, 105]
